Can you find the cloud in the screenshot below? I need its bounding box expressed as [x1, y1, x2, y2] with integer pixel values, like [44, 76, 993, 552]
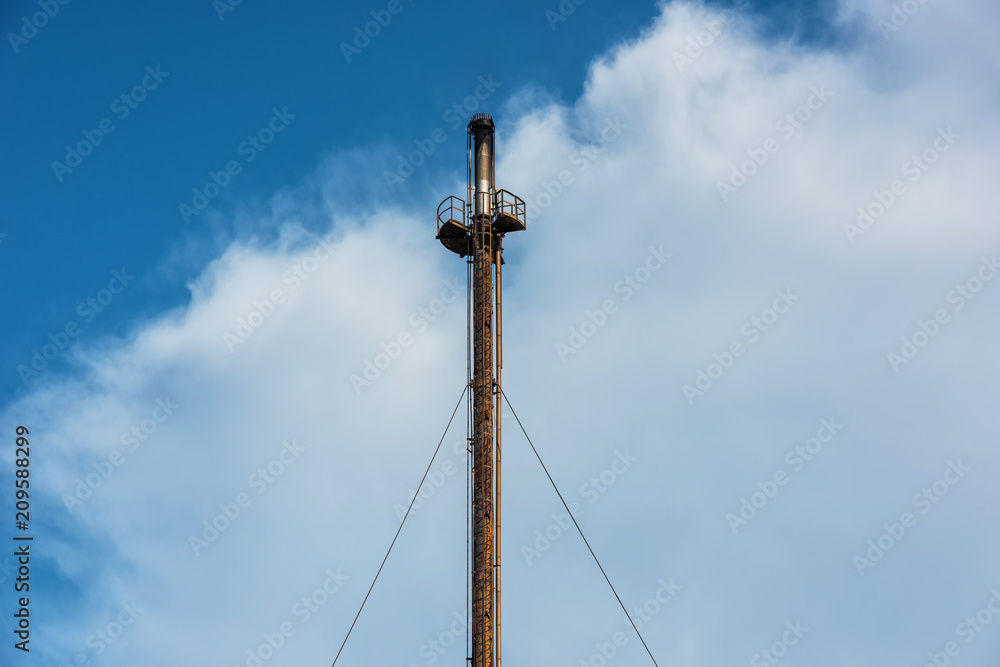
[4, 1, 1000, 666]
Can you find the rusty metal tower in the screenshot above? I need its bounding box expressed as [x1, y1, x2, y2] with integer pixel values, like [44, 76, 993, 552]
[331, 112, 656, 667]
[436, 114, 525, 667]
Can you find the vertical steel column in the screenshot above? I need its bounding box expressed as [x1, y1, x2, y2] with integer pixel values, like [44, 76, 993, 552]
[470, 118, 495, 667]
[438, 112, 523, 667]
[494, 236, 503, 667]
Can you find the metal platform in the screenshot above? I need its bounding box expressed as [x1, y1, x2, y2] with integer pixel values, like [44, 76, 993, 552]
[437, 186, 525, 258]
[492, 189, 526, 234]
[436, 195, 471, 256]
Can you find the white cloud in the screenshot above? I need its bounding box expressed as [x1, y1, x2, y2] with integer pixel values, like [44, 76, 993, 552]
[6, 1, 1000, 666]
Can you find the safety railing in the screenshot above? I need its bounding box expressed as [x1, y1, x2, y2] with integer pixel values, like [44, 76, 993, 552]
[494, 189, 526, 227]
[436, 195, 467, 234]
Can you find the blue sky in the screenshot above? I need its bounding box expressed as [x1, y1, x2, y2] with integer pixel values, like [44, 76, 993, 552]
[3, 0, 1000, 666]
[0, 0, 853, 404]
[2, 0, 659, 399]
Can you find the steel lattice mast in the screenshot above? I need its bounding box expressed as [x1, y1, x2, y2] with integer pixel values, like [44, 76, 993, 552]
[436, 114, 526, 667]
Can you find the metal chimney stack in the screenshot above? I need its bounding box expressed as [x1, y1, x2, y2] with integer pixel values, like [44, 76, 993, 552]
[435, 113, 526, 667]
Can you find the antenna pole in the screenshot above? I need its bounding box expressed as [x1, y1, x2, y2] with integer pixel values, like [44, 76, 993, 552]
[495, 234, 503, 667]
[470, 115, 496, 667]
[436, 112, 525, 667]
